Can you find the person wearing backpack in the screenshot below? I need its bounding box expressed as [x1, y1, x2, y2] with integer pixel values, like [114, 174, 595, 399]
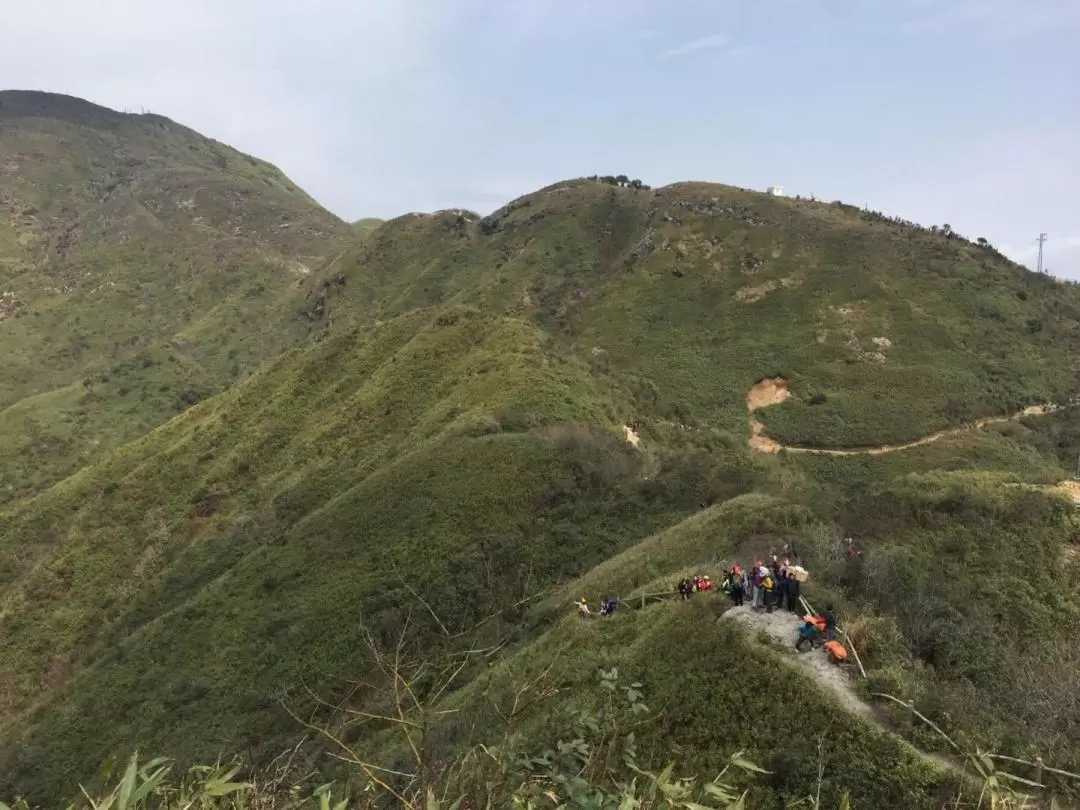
[726, 566, 744, 606]
[795, 617, 821, 652]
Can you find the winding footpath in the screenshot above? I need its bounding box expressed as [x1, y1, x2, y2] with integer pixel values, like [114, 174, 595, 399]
[747, 377, 1061, 456]
[747, 378, 1080, 503]
[734, 379, 1079, 780]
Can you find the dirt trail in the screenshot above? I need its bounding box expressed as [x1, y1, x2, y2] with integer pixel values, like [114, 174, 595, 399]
[747, 378, 1062, 458]
[722, 606, 960, 776]
[725, 606, 869, 716]
[1053, 480, 1080, 502]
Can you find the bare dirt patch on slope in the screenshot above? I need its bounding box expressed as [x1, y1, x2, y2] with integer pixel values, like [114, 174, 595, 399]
[747, 377, 790, 453]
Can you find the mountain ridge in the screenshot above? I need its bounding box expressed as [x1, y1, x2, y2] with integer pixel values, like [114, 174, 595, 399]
[0, 89, 351, 504]
[2, 92, 1080, 808]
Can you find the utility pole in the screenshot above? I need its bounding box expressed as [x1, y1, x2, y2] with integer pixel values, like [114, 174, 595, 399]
[1037, 233, 1048, 274]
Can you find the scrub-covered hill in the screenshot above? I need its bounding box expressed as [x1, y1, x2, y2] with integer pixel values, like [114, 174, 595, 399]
[3, 111, 1080, 806]
[0, 304, 738, 799]
[305, 179, 1080, 452]
[0, 90, 351, 502]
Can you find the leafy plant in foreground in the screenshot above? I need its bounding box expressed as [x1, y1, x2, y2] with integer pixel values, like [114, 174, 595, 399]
[0, 755, 249, 810]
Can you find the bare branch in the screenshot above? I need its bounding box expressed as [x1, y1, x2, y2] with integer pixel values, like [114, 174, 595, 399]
[397, 576, 450, 637]
[869, 692, 964, 755]
[281, 701, 417, 808]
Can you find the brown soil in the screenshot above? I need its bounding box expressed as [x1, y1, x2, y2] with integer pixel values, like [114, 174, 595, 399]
[735, 275, 803, 304]
[1053, 480, 1080, 502]
[747, 378, 791, 453]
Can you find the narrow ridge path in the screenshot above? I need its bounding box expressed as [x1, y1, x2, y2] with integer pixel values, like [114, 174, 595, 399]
[722, 606, 963, 778]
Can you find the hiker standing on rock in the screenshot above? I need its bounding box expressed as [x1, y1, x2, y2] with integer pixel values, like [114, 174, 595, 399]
[750, 561, 764, 610]
[785, 571, 801, 612]
[725, 566, 745, 606]
[775, 568, 789, 612]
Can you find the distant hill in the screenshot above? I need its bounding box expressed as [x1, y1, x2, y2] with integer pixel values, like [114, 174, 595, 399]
[0, 90, 352, 503]
[351, 217, 385, 237]
[2, 103, 1080, 807]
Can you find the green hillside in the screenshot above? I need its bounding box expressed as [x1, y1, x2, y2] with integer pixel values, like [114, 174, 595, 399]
[3, 105, 1080, 808]
[351, 217, 385, 237]
[0, 91, 351, 503]
[306, 181, 1080, 448]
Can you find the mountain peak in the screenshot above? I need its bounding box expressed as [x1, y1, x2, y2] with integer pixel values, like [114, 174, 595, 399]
[0, 89, 143, 130]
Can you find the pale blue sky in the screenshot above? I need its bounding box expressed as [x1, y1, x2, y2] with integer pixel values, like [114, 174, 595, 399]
[3, 0, 1078, 275]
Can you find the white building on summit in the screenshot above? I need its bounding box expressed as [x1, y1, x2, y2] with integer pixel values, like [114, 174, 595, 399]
[766, 185, 784, 196]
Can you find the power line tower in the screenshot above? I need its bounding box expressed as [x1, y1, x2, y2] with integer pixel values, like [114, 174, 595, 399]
[1037, 233, 1048, 274]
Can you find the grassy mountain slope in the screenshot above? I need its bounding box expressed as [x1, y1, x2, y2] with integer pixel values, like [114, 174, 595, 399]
[0, 90, 351, 502]
[4, 166, 1080, 805]
[545, 475, 1080, 769]
[308, 181, 1080, 448]
[351, 217, 385, 237]
[428, 500, 954, 810]
[0, 305, 733, 798]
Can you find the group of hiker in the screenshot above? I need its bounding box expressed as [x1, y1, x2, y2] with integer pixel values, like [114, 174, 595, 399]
[796, 609, 839, 653]
[673, 552, 807, 615]
[574, 542, 853, 660]
[721, 555, 807, 614]
[676, 574, 715, 598]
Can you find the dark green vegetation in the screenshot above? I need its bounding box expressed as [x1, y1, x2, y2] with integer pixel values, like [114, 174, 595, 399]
[0, 91, 351, 504]
[3, 92, 1080, 808]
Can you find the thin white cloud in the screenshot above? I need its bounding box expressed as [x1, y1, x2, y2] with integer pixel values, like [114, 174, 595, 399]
[659, 33, 730, 59]
[1, 0, 1075, 272]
